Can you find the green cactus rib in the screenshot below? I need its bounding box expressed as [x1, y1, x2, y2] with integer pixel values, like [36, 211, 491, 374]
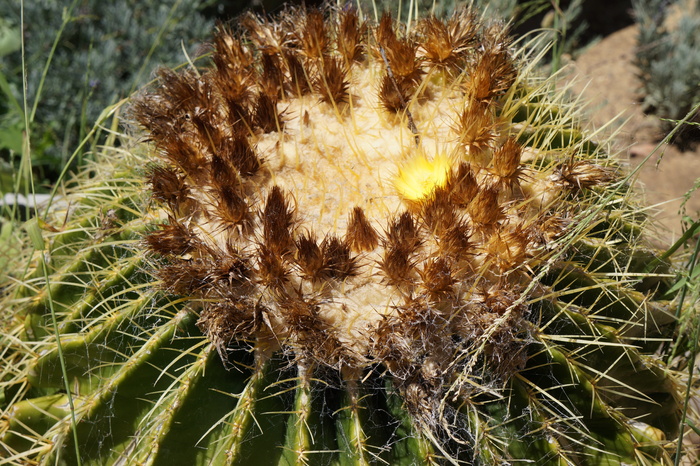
[335, 379, 373, 466]
[280, 369, 335, 465]
[474, 334, 672, 464]
[2, 393, 70, 459]
[508, 94, 599, 154]
[543, 262, 675, 339]
[15, 185, 146, 343]
[372, 378, 435, 465]
[24, 251, 144, 340]
[1, 7, 692, 465]
[536, 299, 679, 434]
[207, 357, 286, 465]
[38, 309, 203, 464]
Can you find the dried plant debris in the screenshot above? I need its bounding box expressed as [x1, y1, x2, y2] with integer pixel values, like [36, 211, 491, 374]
[0, 4, 688, 466]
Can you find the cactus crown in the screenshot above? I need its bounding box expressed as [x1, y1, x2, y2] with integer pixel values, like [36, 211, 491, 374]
[0, 4, 684, 465]
[134, 4, 606, 392]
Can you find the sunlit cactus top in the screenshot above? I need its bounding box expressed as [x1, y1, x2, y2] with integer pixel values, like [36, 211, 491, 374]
[131, 5, 613, 416]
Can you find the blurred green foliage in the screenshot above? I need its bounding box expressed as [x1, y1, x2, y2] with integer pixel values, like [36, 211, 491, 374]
[0, 0, 215, 191]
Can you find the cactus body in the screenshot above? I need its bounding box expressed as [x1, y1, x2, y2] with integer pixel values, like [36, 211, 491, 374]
[0, 6, 685, 465]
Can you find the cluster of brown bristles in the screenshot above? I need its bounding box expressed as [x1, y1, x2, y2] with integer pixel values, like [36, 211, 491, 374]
[131, 4, 612, 418]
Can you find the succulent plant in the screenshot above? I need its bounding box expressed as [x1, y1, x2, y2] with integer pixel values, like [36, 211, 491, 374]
[0, 5, 688, 465]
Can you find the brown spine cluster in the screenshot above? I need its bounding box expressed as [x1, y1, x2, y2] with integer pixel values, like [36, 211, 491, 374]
[380, 212, 422, 288]
[295, 232, 358, 282]
[346, 206, 379, 252]
[457, 102, 496, 155]
[337, 8, 365, 65]
[376, 14, 423, 113]
[552, 160, 615, 191]
[418, 11, 477, 73]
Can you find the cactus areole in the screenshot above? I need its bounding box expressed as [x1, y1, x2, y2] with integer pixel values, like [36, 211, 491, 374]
[1, 5, 683, 465]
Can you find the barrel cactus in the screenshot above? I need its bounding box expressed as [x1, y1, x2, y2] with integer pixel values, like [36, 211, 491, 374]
[0, 5, 688, 465]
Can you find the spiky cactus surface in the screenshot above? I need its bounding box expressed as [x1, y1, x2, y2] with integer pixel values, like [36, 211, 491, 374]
[0, 5, 686, 465]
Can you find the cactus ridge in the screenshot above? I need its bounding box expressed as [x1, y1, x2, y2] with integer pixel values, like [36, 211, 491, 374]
[0, 5, 687, 465]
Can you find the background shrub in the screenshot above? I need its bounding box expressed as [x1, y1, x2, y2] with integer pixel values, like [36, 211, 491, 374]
[633, 0, 700, 142]
[0, 0, 214, 190]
